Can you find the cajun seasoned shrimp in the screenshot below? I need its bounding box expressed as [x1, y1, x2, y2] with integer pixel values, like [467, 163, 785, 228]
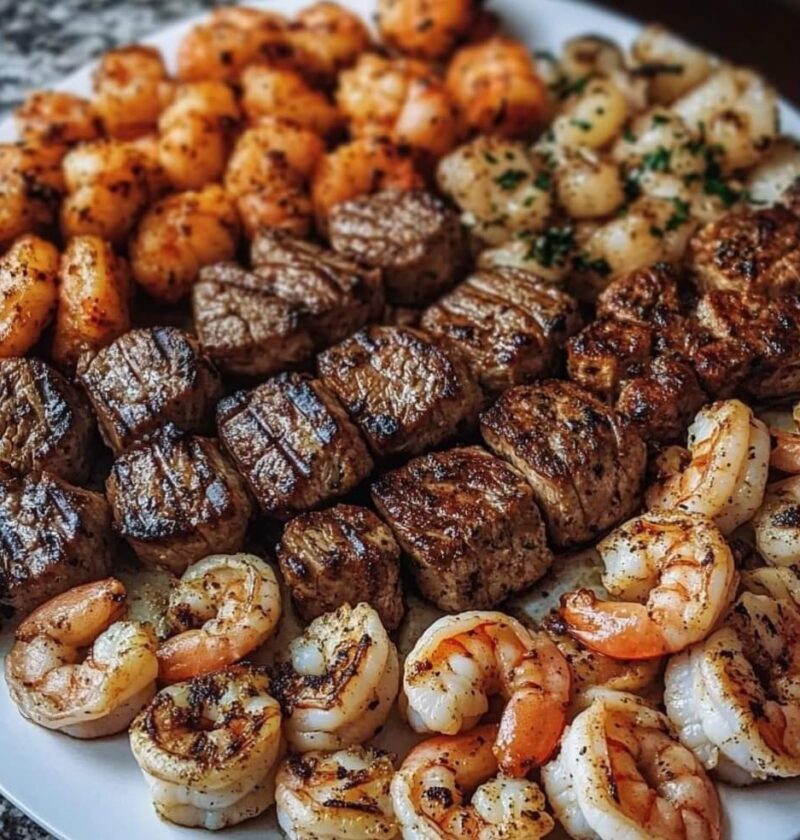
[402, 611, 570, 777]
[14, 91, 99, 145]
[391, 725, 555, 840]
[276, 746, 399, 839]
[4, 578, 159, 738]
[270, 602, 400, 752]
[157, 553, 282, 684]
[543, 689, 721, 840]
[129, 664, 283, 830]
[665, 583, 800, 783]
[760, 403, 800, 473]
[561, 511, 737, 660]
[646, 400, 770, 534]
[742, 565, 800, 603]
[753, 477, 800, 570]
[377, 0, 479, 60]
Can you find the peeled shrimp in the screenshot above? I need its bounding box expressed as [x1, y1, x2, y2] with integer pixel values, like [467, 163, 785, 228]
[129, 664, 283, 830]
[5, 578, 158, 738]
[402, 611, 570, 777]
[157, 553, 281, 684]
[561, 511, 737, 660]
[391, 724, 555, 839]
[271, 602, 399, 752]
[760, 403, 800, 473]
[276, 746, 398, 839]
[646, 399, 770, 534]
[543, 689, 721, 840]
[753, 477, 800, 570]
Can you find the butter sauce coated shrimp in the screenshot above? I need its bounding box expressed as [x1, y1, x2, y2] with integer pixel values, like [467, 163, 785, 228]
[542, 689, 721, 840]
[561, 511, 737, 660]
[753, 477, 800, 570]
[5, 578, 159, 738]
[157, 553, 282, 684]
[130, 664, 283, 830]
[402, 611, 570, 777]
[391, 725, 555, 840]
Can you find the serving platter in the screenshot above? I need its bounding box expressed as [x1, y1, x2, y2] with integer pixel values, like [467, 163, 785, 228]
[1, 1, 800, 837]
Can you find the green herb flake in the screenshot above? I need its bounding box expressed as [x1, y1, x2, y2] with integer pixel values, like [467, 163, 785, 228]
[570, 118, 593, 132]
[641, 146, 672, 173]
[573, 253, 612, 276]
[525, 226, 576, 268]
[666, 196, 690, 231]
[494, 169, 529, 191]
[652, 114, 670, 126]
[482, 151, 499, 164]
[649, 225, 665, 239]
[622, 126, 637, 143]
[534, 172, 552, 191]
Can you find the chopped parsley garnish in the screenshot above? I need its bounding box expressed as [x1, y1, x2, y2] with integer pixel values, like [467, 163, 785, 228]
[649, 225, 665, 238]
[570, 118, 593, 132]
[623, 171, 642, 202]
[641, 146, 672, 172]
[622, 126, 637, 143]
[553, 75, 590, 100]
[525, 226, 576, 267]
[494, 169, 528, 191]
[534, 172, 552, 191]
[652, 114, 670, 126]
[666, 196, 690, 230]
[573, 254, 612, 276]
[482, 150, 499, 164]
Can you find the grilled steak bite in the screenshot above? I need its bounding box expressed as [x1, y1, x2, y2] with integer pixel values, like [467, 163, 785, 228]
[77, 326, 222, 455]
[106, 426, 251, 573]
[371, 446, 551, 612]
[0, 471, 113, 614]
[595, 263, 683, 326]
[317, 325, 482, 458]
[193, 263, 314, 377]
[421, 267, 581, 396]
[0, 357, 94, 483]
[328, 189, 467, 306]
[249, 229, 384, 347]
[277, 504, 404, 629]
[217, 373, 373, 519]
[480, 381, 646, 548]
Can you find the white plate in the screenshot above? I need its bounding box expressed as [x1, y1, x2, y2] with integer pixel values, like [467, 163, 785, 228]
[2, 1, 800, 838]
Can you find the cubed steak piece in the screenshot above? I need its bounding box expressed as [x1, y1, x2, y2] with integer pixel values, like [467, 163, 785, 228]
[0, 471, 113, 614]
[77, 326, 222, 455]
[421, 268, 581, 396]
[371, 446, 551, 612]
[480, 381, 646, 548]
[0, 357, 94, 483]
[106, 426, 251, 573]
[595, 263, 683, 326]
[277, 504, 404, 629]
[193, 262, 314, 377]
[328, 189, 468, 306]
[317, 326, 482, 458]
[249, 229, 384, 347]
[217, 373, 373, 519]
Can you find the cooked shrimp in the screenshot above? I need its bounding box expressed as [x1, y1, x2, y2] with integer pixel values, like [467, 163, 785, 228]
[276, 746, 398, 839]
[753, 477, 800, 570]
[4, 578, 158, 739]
[270, 602, 400, 752]
[377, 0, 479, 60]
[129, 664, 283, 830]
[157, 553, 281, 684]
[646, 400, 770, 534]
[543, 689, 721, 840]
[392, 725, 555, 839]
[561, 511, 737, 660]
[402, 611, 570, 777]
[741, 565, 800, 604]
[665, 585, 800, 784]
[760, 403, 800, 473]
[14, 91, 99, 145]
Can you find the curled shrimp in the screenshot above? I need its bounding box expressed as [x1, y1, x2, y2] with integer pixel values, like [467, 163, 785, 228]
[561, 511, 737, 660]
[391, 724, 555, 839]
[157, 553, 281, 684]
[753, 477, 800, 570]
[4, 578, 158, 738]
[402, 611, 570, 777]
[129, 664, 283, 830]
[542, 689, 721, 840]
[270, 602, 400, 752]
[646, 400, 770, 534]
[760, 403, 800, 473]
[276, 746, 399, 839]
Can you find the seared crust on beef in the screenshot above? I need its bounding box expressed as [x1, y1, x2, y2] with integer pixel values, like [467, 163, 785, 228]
[595, 263, 683, 325]
[371, 445, 552, 612]
[317, 325, 482, 458]
[77, 326, 223, 455]
[277, 504, 404, 629]
[0, 357, 94, 483]
[480, 381, 646, 547]
[328, 189, 467, 306]
[0, 471, 113, 614]
[106, 426, 251, 573]
[217, 373, 373, 518]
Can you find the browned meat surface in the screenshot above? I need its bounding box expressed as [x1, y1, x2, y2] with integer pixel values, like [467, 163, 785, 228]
[277, 504, 404, 629]
[328, 189, 468, 306]
[106, 426, 251, 573]
[0, 471, 113, 614]
[595, 263, 683, 326]
[0, 358, 94, 483]
[77, 326, 222, 455]
[217, 373, 373, 519]
[371, 445, 551, 612]
[382, 305, 422, 328]
[317, 325, 482, 458]
[480, 381, 646, 547]
[421, 267, 581, 396]
[782, 177, 800, 217]
[249, 229, 384, 347]
[689, 206, 800, 297]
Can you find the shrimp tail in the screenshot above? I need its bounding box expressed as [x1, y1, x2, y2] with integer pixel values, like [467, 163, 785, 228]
[495, 690, 566, 777]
